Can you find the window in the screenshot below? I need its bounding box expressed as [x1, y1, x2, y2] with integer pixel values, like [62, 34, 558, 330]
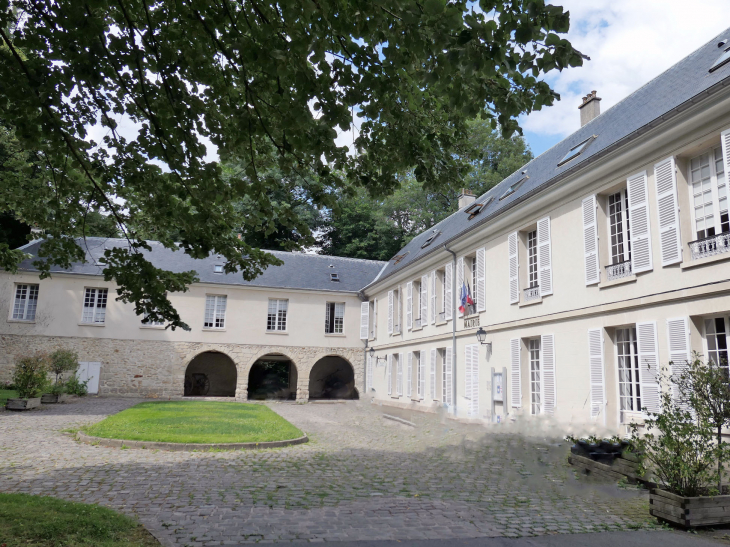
[393, 289, 401, 333]
[527, 230, 538, 289]
[421, 230, 441, 248]
[558, 136, 594, 166]
[690, 146, 728, 240]
[141, 317, 164, 327]
[608, 190, 631, 264]
[213, 264, 223, 273]
[499, 176, 528, 201]
[710, 40, 730, 73]
[616, 327, 641, 413]
[267, 299, 288, 331]
[325, 302, 345, 334]
[204, 295, 227, 329]
[12, 284, 39, 321]
[529, 338, 541, 415]
[81, 288, 108, 324]
[368, 299, 377, 339]
[330, 273, 340, 282]
[413, 280, 421, 322]
[706, 317, 729, 372]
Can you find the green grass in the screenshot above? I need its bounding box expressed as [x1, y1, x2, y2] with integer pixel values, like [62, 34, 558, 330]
[0, 389, 18, 406]
[83, 401, 304, 444]
[0, 492, 159, 546]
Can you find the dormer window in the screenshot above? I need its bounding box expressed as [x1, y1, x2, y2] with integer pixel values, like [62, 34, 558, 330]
[421, 230, 441, 248]
[213, 264, 223, 273]
[392, 252, 409, 264]
[464, 202, 483, 220]
[330, 273, 340, 282]
[710, 39, 730, 73]
[499, 176, 528, 201]
[558, 136, 595, 166]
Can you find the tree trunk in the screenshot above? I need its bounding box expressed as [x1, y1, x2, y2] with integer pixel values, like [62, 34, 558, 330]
[719, 426, 723, 494]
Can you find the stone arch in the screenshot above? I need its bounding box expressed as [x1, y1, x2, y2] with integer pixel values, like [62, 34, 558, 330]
[247, 352, 299, 400]
[183, 351, 237, 397]
[308, 354, 359, 400]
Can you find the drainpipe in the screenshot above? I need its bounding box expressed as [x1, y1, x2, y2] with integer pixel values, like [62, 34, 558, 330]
[444, 245, 458, 417]
[358, 290, 368, 399]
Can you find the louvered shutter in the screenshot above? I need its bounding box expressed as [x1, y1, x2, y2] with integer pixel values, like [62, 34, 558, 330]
[421, 275, 428, 327]
[637, 321, 660, 413]
[541, 334, 556, 415]
[465, 344, 479, 416]
[654, 157, 682, 266]
[406, 352, 413, 397]
[722, 129, 730, 188]
[430, 348, 437, 399]
[508, 232, 519, 303]
[465, 345, 472, 407]
[373, 299, 377, 340]
[537, 217, 553, 296]
[582, 195, 600, 285]
[418, 352, 425, 398]
[444, 263, 453, 320]
[588, 329, 606, 421]
[510, 338, 521, 408]
[387, 291, 393, 334]
[430, 271, 437, 324]
[456, 257, 464, 316]
[667, 317, 691, 404]
[444, 347, 453, 405]
[406, 282, 413, 330]
[476, 248, 486, 312]
[387, 354, 392, 396]
[366, 355, 373, 392]
[360, 301, 369, 340]
[397, 353, 404, 396]
[628, 171, 654, 274]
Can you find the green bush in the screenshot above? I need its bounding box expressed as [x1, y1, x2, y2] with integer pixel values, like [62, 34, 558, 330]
[64, 373, 89, 396]
[12, 353, 50, 399]
[46, 348, 80, 395]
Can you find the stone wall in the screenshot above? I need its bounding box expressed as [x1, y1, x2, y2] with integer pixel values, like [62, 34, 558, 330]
[0, 334, 365, 400]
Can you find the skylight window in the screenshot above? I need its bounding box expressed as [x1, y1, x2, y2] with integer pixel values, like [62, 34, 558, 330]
[710, 39, 730, 73]
[330, 273, 340, 282]
[558, 136, 595, 166]
[421, 230, 441, 248]
[499, 176, 528, 201]
[213, 264, 223, 273]
[391, 251, 410, 264]
[464, 202, 483, 219]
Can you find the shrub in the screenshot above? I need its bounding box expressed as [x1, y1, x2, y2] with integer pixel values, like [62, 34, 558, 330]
[12, 354, 50, 399]
[64, 374, 89, 396]
[2, 380, 15, 390]
[49, 349, 79, 386]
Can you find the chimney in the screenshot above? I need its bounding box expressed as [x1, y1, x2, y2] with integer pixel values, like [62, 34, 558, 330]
[578, 90, 601, 127]
[458, 188, 476, 209]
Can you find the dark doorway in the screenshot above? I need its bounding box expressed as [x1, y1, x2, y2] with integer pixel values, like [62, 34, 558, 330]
[184, 352, 237, 397]
[308, 356, 358, 400]
[248, 355, 298, 400]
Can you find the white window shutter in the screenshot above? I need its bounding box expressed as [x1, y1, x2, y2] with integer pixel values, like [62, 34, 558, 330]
[541, 334, 556, 415]
[537, 217, 553, 296]
[387, 354, 392, 396]
[476, 247, 486, 312]
[387, 290, 393, 334]
[465, 344, 479, 416]
[508, 232, 519, 303]
[456, 257, 464, 316]
[430, 271, 437, 324]
[637, 321, 660, 414]
[654, 157, 682, 266]
[627, 171, 654, 274]
[444, 347, 453, 405]
[373, 299, 377, 340]
[406, 352, 413, 397]
[421, 275, 428, 327]
[360, 301, 369, 340]
[510, 338, 521, 408]
[444, 263, 453, 320]
[667, 317, 691, 404]
[397, 353, 404, 396]
[430, 348, 437, 399]
[582, 195, 600, 285]
[406, 282, 413, 330]
[722, 129, 730, 187]
[587, 328, 606, 421]
[418, 352, 425, 398]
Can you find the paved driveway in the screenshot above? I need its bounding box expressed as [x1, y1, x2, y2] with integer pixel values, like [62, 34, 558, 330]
[0, 398, 657, 546]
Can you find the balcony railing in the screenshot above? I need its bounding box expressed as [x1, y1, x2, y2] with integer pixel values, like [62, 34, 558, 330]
[690, 231, 730, 260]
[438, 311, 446, 322]
[606, 259, 632, 281]
[393, 323, 401, 334]
[414, 317, 422, 328]
[523, 285, 540, 302]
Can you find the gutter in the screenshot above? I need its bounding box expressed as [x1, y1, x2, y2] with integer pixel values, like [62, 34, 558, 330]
[444, 244, 458, 416]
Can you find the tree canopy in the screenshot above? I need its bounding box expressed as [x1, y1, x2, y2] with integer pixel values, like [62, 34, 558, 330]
[0, 0, 586, 329]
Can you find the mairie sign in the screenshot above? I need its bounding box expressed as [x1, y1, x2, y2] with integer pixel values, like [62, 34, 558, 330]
[464, 316, 480, 329]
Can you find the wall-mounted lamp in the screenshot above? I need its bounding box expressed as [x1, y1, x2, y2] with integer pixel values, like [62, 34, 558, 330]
[368, 346, 386, 364]
[475, 327, 492, 353]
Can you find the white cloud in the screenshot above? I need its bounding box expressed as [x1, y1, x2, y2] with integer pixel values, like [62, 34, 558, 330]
[520, 0, 729, 152]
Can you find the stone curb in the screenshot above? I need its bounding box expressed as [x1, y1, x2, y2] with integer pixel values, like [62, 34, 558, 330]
[76, 431, 309, 451]
[382, 414, 416, 427]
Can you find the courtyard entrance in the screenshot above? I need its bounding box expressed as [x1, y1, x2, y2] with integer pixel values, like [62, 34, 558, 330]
[183, 351, 237, 397]
[308, 356, 358, 400]
[248, 354, 297, 400]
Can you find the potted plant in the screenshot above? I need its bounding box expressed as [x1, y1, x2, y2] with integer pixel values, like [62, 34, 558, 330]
[41, 349, 79, 404]
[6, 353, 50, 410]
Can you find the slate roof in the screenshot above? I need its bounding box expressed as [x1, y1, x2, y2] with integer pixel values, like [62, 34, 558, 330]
[17, 237, 386, 294]
[368, 26, 730, 288]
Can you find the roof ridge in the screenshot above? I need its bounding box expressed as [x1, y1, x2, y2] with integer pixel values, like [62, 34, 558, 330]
[265, 249, 386, 265]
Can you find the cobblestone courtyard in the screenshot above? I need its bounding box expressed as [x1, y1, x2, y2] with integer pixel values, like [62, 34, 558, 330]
[0, 398, 656, 545]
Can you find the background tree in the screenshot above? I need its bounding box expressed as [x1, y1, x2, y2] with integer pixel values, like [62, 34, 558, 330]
[0, 0, 585, 328]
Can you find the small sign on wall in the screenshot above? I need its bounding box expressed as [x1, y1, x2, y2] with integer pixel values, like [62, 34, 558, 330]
[492, 372, 503, 402]
[464, 316, 480, 329]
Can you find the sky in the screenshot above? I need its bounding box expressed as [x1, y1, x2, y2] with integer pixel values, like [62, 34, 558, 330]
[520, 0, 730, 157]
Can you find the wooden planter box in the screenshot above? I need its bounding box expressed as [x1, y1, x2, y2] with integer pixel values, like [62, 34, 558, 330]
[5, 397, 41, 410]
[568, 453, 654, 486]
[650, 488, 730, 527]
[41, 393, 71, 404]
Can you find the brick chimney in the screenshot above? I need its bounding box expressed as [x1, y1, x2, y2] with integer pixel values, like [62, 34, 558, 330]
[458, 188, 476, 209]
[578, 90, 601, 127]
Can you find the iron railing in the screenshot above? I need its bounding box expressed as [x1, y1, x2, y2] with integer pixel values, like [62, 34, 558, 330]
[393, 323, 401, 334]
[606, 259, 632, 281]
[414, 318, 422, 328]
[690, 231, 730, 260]
[523, 285, 540, 302]
[438, 311, 446, 322]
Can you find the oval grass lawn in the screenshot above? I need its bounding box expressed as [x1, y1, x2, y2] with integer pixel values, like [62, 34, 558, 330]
[83, 401, 304, 444]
